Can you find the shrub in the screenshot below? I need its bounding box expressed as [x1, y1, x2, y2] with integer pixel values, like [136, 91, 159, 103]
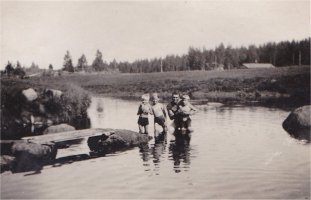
[1, 78, 91, 139]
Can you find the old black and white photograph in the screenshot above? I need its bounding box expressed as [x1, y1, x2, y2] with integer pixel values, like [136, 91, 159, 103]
[1, 0, 310, 199]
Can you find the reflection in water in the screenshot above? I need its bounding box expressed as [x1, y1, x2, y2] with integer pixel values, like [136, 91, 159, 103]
[139, 132, 192, 174]
[140, 133, 167, 171]
[152, 134, 167, 169]
[139, 143, 150, 164]
[169, 134, 191, 173]
[97, 99, 104, 112]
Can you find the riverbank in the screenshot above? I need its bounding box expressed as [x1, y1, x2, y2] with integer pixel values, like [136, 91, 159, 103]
[1, 66, 309, 110]
[11, 65, 308, 108]
[84, 66, 310, 108]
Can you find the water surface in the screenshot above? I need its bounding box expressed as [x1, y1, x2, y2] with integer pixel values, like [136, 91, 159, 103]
[1, 97, 310, 199]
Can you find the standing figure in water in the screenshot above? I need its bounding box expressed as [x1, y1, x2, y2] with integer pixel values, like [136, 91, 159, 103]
[137, 94, 153, 134]
[175, 95, 198, 133]
[166, 92, 181, 133]
[151, 93, 167, 136]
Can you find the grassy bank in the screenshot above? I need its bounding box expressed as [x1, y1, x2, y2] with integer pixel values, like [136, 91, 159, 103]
[31, 65, 310, 107]
[2, 65, 310, 107]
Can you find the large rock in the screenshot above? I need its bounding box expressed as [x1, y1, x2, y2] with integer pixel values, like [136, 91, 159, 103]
[1, 140, 15, 155]
[43, 123, 75, 134]
[88, 129, 151, 154]
[282, 105, 311, 141]
[0, 155, 15, 172]
[11, 140, 57, 172]
[45, 89, 63, 98]
[22, 88, 38, 102]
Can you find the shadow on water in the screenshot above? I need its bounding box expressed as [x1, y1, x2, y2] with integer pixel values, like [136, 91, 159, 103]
[52, 154, 92, 167]
[9, 153, 88, 176]
[11, 143, 138, 176]
[52, 142, 140, 167]
[21, 146, 141, 176]
[21, 154, 92, 176]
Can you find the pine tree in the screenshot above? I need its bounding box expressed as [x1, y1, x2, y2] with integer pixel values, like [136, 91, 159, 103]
[16, 61, 21, 69]
[109, 59, 118, 72]
[92, 50, 107, 71]
[187, 47, 202, 70]
[215, 43, 225, 67]
[63, 51, 74, 72]
[13, 61, 25, 77]
[77, 54, 88, 72]
[4, 61, 14, 77]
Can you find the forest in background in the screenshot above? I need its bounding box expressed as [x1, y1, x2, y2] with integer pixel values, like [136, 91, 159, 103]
[2, 38, 310, 76]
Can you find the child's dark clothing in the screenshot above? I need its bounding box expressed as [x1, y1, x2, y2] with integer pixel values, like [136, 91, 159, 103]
[137, 103, 152, 126]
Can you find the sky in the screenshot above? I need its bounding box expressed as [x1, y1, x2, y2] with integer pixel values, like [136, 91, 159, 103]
[1, 0, 310, 69]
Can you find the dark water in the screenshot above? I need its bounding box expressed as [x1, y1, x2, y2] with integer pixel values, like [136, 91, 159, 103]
[1, 97, 310, 199]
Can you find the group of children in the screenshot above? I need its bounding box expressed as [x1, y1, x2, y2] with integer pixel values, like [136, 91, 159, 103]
[137, 93, 197, 135]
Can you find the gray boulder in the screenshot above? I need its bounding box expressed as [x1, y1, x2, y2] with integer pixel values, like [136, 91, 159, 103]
[44, 89, 63, 101]
[282, 105, 311, 141]
[11, 140, 57, 172]
[43, 124, 75, 134]
[22, 88, 38, 102]
[88, 129, 151, 154]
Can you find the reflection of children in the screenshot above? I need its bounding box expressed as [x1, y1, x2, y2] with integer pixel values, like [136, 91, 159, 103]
[176, 95, 198, 132]
[151, 93, 167, 134]
[137, 94, 153, 134]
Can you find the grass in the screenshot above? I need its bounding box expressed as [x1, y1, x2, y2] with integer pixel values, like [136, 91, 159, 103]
[52, 66, 310, 106]
[2, 65, 310, 104]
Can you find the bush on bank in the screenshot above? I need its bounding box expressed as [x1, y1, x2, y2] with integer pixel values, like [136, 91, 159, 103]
[1, 77, 91, 139]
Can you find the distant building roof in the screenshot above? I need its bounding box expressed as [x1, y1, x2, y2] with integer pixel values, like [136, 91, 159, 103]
[27, 73, 41, 77]
[242, 63, 275, 69]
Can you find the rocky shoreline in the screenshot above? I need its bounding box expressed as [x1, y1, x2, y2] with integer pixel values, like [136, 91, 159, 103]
[1, 129, 150, 173]
[1, 84, 91, 140]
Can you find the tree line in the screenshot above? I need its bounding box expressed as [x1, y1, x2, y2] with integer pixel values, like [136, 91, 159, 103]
[1, 61, 53, 78]
[2, 38, 310, 76]
[63, 50, 117, 73]
[1, 61, 26, 77]
[65, 37, 310, 73]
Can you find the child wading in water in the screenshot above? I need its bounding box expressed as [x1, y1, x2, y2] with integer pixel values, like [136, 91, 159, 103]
[176, 95, 198, 133]
[151, 93, 167, 135]
[137, 94, 153, 134]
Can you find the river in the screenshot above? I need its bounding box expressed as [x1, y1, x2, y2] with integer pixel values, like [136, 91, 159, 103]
[1, 97, 310, 199]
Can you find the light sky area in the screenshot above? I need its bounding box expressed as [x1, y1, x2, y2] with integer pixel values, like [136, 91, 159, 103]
[1, 0, 310, 69]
